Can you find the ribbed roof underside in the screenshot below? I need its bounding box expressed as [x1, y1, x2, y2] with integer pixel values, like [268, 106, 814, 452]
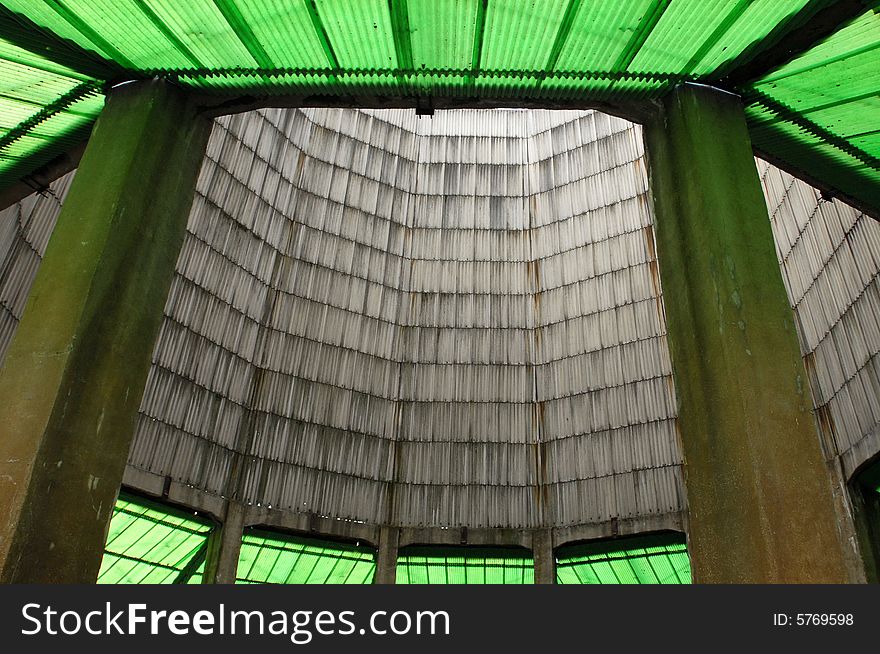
[0, 1, 878, 214]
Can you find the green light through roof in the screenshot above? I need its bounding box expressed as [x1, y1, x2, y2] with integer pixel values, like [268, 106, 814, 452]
[396, 546, 535, 584]
[236, 528, 376, 584]
[743, 6, 880, 211]
[556, 533, 691, 584]
[0, 1, 878, 216]
[97, 492, 214, 584]
[0, 29, 104, 189]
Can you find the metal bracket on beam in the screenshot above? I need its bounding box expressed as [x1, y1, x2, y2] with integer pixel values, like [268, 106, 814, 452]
[416, 97, 434, 117]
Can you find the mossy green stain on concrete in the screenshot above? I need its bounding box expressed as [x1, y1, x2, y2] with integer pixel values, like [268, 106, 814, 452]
[0, 80, 211, 583]
[644, 84, 850, 583]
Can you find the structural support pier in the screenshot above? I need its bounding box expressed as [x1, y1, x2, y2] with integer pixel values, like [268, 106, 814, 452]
[0, 80, 211, 583]
[644, 83, 852, 583]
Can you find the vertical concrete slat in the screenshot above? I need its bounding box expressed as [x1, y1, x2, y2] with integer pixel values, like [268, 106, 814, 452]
[644, 83, 851, 583]
[532, 528, 555, 584]
[205, 502, 246, 584]
[0, 80, 212, 583]
[375, 526, 399, 584]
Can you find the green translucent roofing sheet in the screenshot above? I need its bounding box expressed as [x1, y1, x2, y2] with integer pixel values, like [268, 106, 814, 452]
[313, 0, 394, 69]
[556, 534, 691, 584]
[236, 529, 376, 584]
[745, 7, 880, 211]
[407, 0, 477, 71]
[0, 37, 91, 81]
[0, 1, 878, 215]
[2, 0, 108, 58]
[0, 34, 103, 188]
[0, 2, 873, 97]
[481, 0, 567, 71]
[687, 0, 810, 76]
[628, 0, 810, 75]
[396, 546, 534, 584]
[234, 1, 329, 69]
[553, 1, 652, 73]
[97, 492, 214, 584]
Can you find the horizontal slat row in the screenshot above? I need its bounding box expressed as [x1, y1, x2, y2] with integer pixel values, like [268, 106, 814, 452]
[759, 158, 880, 472]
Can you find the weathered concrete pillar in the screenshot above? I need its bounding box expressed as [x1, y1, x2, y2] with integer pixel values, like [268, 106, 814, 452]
[374, 526, 399, 584]
[0, 80, 211, 583]
[204, 502, 246, 584]
[644, 83, 850, 583]
[532, 529, 555, 584]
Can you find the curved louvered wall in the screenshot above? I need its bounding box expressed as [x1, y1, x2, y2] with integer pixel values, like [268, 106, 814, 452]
[0, 171, 73, 359]
[126, 107, 682, 530]
[759, 161, 880, 480]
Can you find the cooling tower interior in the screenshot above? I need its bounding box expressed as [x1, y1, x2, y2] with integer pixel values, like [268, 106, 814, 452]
[2, 104, 878, 584]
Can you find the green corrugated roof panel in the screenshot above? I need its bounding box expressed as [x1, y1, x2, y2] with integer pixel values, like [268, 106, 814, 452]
[407, 0, 477, 71]
[480, 0, 568, 72]
[236, 528, 376, 584]
[97, 492, 214, 584]
[315, 0, 396, 69]
[0, 2, 871, 93]
[215, 0, 328, 69]
[396, 546, 534, 584]
[556, 533, 692, 584]
[0, 37, 91, 81]
[554, 1, 655, 73]
[0, 1, 878, 215]
[2, 0, 110, 58]
[628, 0, 809, 76]
[687, 0, 811, 76]
[744, 6, 880, 212]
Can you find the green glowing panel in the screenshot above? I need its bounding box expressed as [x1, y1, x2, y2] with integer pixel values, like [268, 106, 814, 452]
[407, 0, 477, 71]
[98, 493, 214, 584]
[315, 0, 396, 69]
[744, 7, 880, 214]
[396, 546, 534, 584]
[556, 534, 691, 584]
[0, 0, 878, 216]
[236, 529, 376, 584]
[0, 34, 104, 189]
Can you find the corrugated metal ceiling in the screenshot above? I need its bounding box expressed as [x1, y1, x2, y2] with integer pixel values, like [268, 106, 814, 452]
[0, 0, 878, 213]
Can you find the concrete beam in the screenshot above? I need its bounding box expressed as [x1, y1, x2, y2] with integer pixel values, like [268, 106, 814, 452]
[644, 83, 852, 583]
[0, 141, 86, 212]
[0, 79, 211, 583]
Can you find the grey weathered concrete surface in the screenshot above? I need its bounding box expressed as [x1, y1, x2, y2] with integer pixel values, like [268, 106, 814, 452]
[0, 80, 211, 583]
[644, 83, 852, 583]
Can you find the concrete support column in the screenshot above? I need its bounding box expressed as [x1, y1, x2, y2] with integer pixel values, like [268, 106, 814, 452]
[204, 502, 246, 584]
[644, 83, 850, 583]
[374, 526, 399, 584]
[532, 529, 555, 584]
[0, 80, 211, 583]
